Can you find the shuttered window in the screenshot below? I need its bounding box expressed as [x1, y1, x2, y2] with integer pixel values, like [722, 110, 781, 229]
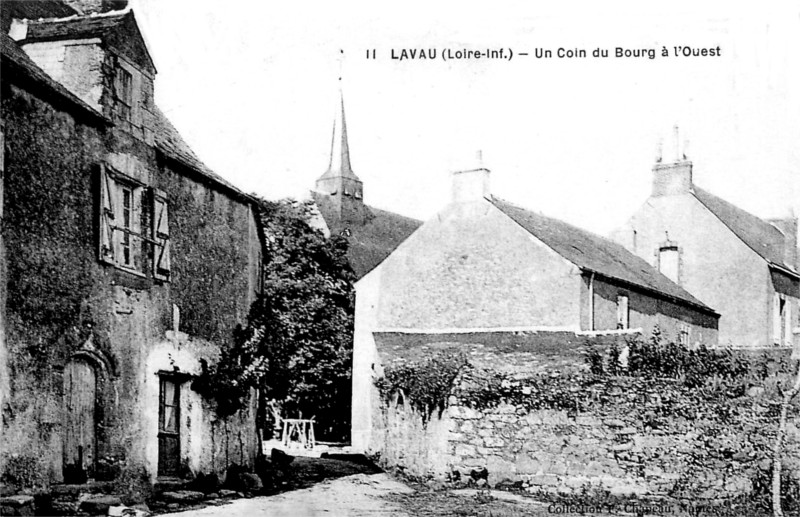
[97, 165, 169, 280]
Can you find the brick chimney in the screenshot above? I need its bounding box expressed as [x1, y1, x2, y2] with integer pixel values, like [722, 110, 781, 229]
[652, 125, 693, 197]
[769, 215, 799, 270]
[62, 0, 127, 14]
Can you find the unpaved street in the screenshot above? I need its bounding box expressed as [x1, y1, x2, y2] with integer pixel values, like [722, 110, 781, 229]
[158, 473, 414, 517]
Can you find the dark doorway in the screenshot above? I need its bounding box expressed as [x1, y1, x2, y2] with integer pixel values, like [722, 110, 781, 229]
[158, 377, 180, 476]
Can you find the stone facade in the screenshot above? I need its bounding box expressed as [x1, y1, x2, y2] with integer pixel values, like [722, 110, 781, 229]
[0, 6, 261, 491]
[372, 341, 799, 502]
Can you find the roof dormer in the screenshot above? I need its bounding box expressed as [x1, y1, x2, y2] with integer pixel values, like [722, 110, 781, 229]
[16, 10, 156, 143]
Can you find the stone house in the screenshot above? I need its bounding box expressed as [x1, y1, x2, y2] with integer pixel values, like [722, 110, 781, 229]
[0, 1, 262, 488]
[308, 90, 422, 279]
[352, 165, 719, 451]
[610, 130, 800, 349]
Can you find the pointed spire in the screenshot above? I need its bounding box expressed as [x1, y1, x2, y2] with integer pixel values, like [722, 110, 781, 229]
[324, 86, 358, 179]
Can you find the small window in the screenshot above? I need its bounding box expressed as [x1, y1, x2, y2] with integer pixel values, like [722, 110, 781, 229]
[679, 324, 691, 346]
[116, 67, 133, 121]
[658, 246, 680, 283]
[774, 294, 789, 346]
[616, 295, 629, 330]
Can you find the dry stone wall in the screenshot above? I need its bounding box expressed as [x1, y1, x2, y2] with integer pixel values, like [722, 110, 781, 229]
[373, 337, 800, 502]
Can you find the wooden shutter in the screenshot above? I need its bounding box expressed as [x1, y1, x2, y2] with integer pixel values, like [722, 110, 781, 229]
[153, 188, 171, 281]
[98, 165, 116, 264]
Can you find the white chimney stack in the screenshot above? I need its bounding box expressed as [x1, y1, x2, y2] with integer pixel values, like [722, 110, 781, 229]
[452, 165, 490, 203]
[9, 19, 28, 41]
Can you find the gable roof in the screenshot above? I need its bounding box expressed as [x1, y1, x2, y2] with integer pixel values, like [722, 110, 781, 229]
[311, 191, 422, 279]
[491, 197, 717, 314]
[1, 32, 106, 122]
[692, 186, 795, 274]
[22, 10, 155, 73]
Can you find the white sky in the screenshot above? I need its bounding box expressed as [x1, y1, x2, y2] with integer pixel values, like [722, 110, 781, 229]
[134, 0, 800, 234]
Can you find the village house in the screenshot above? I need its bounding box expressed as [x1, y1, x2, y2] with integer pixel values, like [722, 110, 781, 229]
[610, 128, 800, 349]
[308, 89, 422, 280]
[351, 163, 720, 452]
[0, 0, 262, 491]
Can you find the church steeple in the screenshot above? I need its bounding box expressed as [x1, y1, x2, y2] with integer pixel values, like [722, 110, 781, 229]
[322, 88, 359, 182]
[315, 85, 364, 202]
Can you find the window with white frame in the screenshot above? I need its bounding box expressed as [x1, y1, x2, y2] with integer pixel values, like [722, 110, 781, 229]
[773, 293, 791, 347]
[616, 294, 629, 330]
[98, 165, 170, 280]
[679, 323, 691, 346]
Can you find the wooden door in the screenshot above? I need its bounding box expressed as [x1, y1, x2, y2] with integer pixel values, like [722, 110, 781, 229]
[63, 360, 97, 481]
[158, 378, 180, 476]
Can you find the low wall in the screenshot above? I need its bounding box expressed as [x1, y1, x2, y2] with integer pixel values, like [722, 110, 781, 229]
[372, 336, 800, 501]
[378, 391, 800, 500]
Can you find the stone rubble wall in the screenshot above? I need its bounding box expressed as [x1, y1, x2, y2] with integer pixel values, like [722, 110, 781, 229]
[379, 397, 800, 500]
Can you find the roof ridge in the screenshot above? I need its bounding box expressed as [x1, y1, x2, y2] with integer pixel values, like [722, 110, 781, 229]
[490, 196, 716, 313]
[25, 7, 130, 24]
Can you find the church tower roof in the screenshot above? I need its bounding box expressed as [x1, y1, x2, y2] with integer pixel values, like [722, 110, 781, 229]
[318, 87, 360, 182]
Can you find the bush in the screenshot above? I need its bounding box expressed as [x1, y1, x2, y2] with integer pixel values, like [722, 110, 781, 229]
[1, 454, 46, 489]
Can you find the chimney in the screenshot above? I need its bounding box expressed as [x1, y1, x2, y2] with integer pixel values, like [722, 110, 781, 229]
[62, 0, 128, 15]
[769, 213, 799, 270]
[652, 125, 692, 197]
[452, 152, 490, 203]
[8, 19, 28, 41]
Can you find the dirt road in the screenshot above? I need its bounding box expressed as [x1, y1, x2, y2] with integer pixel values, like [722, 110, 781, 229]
[158, 472, 413, 517]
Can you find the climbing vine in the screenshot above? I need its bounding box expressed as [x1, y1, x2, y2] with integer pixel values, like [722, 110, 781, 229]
[375, 351, 469, 425]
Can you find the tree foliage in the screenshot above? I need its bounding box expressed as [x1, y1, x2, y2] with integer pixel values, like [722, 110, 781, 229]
[194, 198, 355, 441]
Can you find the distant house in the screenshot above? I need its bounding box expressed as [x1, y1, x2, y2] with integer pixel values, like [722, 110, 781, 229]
[1, 1, 261, 487]
[610, 130, 799, 349]
[308, 90, 421, 279]
[351, 165, 719, 450]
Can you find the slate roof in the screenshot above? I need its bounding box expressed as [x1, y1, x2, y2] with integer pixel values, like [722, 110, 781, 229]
[0, 32, 105, 120]
[491, 197, 717, 314]
[692, 186, 795, 273]
[373, 331, 590, 373]
[21, 10, 156, 73]
[312, 191, 422, 279]
[152, 106, 248, 199]
[3, 29, 246, 202]
[1, 0, 77, 33]
[23, 11, 126, 42]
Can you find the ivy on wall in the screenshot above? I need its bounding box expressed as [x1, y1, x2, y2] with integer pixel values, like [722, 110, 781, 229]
[2, 87, 107, 370]
[375, 351, 469, 425]
[375, 333, 796, 425]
